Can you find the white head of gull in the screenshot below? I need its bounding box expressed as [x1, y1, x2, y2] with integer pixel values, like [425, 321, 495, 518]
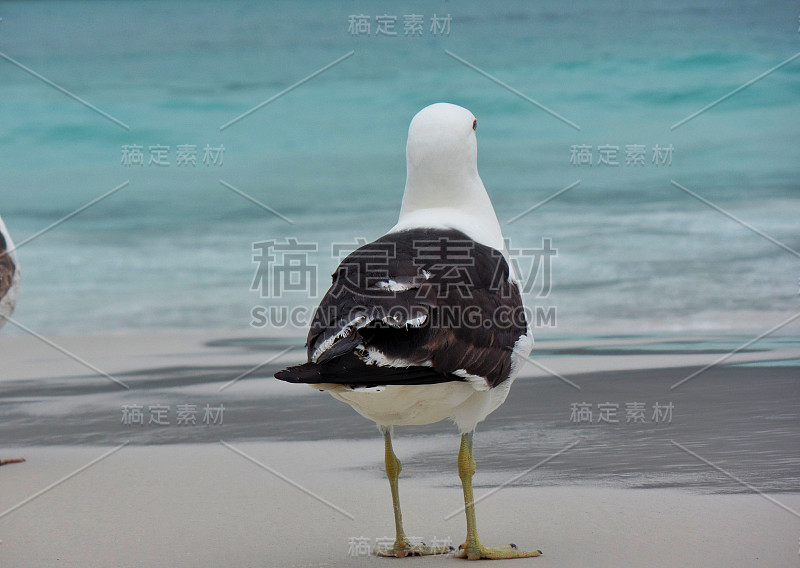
[393, 102, 505, 253]
[275, 103, 540, 559]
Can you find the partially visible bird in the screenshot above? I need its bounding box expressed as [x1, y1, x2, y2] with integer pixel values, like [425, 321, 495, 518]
[0, 214, 20, 331]
[275, 103, 540, 560]
[0, 214, 24, 467]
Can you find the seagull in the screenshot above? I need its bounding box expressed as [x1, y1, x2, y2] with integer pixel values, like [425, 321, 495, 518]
[275, 103, 540, 560]
[0, 213, 24, 467]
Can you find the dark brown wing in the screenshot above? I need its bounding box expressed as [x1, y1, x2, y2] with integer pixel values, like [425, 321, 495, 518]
[276, 228, 528, 388]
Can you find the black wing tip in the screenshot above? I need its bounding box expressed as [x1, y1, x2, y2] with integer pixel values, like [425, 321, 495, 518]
[274, 356, 468, 387]
[274, 366, 309, 383]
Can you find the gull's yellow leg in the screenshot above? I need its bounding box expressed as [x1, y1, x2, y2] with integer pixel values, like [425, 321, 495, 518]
[455, 431, 542, 560]
[376, 426, 451, 558]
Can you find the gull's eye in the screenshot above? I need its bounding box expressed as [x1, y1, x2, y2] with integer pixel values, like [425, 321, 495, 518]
[472, 119, 477, 131]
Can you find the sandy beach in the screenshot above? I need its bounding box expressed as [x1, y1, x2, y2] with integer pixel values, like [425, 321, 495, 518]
[2, 443, 799, 568]
[2, 1, 798, 566]
[1, 331, 799, 567]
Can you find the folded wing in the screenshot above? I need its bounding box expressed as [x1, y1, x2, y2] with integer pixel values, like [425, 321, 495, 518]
[275, 228, 527, 389]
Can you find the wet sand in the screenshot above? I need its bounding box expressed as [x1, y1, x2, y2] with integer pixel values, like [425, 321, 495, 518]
[1, 331, 799, 566]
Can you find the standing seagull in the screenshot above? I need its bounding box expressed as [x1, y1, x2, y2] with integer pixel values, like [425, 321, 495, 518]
[275, 103, 540, 560]
[0, 214, 25, 467]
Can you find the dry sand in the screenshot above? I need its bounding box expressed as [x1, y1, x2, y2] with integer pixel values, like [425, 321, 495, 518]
[1, 443, 799, 568]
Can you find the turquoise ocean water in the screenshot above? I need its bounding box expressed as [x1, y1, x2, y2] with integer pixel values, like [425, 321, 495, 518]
[0, 0, 797, 335]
